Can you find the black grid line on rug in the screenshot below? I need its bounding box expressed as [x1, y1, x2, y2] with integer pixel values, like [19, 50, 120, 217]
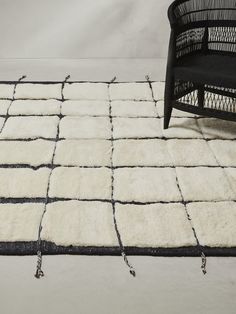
[146, 76, 208, 274]
[1, 241, 236, 257]
[146, 75, 161, 119]
[0, 165, 236, 170]
[0, 137, 235, 141]
[108, 77, 136, 277]
[0, 198, 236, 205]
[0, 75, 26, 133]
[34, 75, 70, 278]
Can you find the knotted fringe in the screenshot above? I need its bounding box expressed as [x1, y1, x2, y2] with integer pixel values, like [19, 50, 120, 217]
[145, 75, 154, 98]
[61, 75, 71, 100]
[35, 75, 70, 279]
[122, 252, 136, 277]
[109, 76, 136, 277]
[19, 75, 27, 81]
[35, 250, 44, 279]
[201, 252, 207, 275]
[112, 202, 136, 277]
[110, 76, 117, 84]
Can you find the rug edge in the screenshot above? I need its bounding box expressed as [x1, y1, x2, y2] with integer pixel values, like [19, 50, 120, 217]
[0, 241, 236, 257]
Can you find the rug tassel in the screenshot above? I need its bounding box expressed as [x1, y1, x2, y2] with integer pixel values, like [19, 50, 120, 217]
[122, 252, 136, 277]
[112, 209, 136, 277]
[201, 252, 207, 275]
[110, 76, 117, 83]
[19, 75, 27, 81]
[35, 250, 44, 279]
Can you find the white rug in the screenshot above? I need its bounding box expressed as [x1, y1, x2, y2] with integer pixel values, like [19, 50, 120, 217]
[0, 76, 235, 277]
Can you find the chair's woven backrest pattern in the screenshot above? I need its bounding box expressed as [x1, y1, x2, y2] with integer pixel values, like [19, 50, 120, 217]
[176, 28, 205, 58]
[208, 26, 236, 53]
[172, 0, 236, 26]
[170, 0, 236, 58]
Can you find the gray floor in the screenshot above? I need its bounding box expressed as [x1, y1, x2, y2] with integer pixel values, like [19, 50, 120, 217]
[0, 59, 236, 314]
[1, 256, 236, 314]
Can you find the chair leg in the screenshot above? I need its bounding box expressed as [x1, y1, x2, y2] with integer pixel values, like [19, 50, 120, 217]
[164, 101, 173, 129]
[164, 75, 174, 129]
[198, 86, 205, 108]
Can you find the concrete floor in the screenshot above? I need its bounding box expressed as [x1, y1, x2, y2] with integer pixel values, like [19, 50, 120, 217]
[0, 58, 235, 314]
[1, 256, 236, 314]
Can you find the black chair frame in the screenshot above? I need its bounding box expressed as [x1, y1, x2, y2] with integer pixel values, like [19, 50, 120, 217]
[164, 0, 236, 129]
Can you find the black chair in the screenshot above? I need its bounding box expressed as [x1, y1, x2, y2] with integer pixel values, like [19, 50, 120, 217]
[164, 0, 236, 129]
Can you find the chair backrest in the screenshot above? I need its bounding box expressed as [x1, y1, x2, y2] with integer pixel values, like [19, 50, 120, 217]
[169, 0, 236, 56]
[169, 0, 236, 28]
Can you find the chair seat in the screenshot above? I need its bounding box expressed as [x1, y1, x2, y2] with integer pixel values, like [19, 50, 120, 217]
[174, 53, 236, 89]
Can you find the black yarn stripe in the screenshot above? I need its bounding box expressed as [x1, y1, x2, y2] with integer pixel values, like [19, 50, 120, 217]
[0, 137, 58, 142]
[0, 197, 235, 205]
[0, 113, 212, 119]
[0, 136, 235, 141]
[0, 164, 235, 170]
[108, 78, 136, 277]
[1, 97, 156, 102]
[2, 241, 236, 257]
[2, 98, 63, 101]
[146, 75, 208, 274]
[0, 114, 66, 118]
[0, 97, 156, 103]
[146, 75, 161, 119]
[35, 75, 70, 278]
[0, 75, 26, 134]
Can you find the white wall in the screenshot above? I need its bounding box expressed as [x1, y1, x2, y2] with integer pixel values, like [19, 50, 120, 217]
[0, 0, 172, 59]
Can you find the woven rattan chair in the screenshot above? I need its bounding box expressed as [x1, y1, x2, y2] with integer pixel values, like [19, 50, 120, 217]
[164, 0, 236, 129]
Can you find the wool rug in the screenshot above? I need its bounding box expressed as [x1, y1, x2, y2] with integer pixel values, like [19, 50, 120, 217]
[0, 75, 235, 278]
